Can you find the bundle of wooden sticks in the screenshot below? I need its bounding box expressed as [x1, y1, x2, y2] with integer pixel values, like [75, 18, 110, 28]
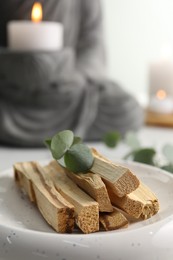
[14, 148, 159, 234]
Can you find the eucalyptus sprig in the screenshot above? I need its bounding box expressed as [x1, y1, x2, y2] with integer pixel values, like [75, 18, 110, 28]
[123, 132, 157, 166]
[45, 130, 94, 173]
[103, 131, 121, 148]
[103, 131, 173, 173]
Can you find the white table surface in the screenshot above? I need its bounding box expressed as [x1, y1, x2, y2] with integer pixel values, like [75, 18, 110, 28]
[0, 125, 173, 172]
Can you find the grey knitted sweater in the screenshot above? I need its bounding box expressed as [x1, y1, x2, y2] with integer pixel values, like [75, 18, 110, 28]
[0, 0, 143, 147]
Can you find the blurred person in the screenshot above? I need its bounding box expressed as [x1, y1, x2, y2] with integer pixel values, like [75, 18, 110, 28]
[0, 0, 144, 147]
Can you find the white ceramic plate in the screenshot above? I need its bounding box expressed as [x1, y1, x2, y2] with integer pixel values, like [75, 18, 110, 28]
[1, 161, 173, 260]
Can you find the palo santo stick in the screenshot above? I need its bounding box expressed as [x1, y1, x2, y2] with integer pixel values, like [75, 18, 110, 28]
[100, 208, 128, 231]
[51, 160, 113, 212]
[14, 163, 35, 202]
[36, 162, 99, 234]
[107, 182, 159, 219]
[14, 162, 75, 233]
[91, 148, 140, 197]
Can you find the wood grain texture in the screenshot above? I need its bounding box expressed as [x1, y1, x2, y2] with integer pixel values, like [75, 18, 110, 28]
[108, 182, 159, 219]
[36, 161, 99, 234]
[14, 162, 75, 233]
[55, 161, 113, 212]
[91, 148, 140, 197]
[100, 208, 128, 231]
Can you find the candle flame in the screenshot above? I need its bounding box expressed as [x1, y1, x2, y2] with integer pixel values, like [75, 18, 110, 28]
[156, 89, 167, 100]
[31, 2, 43, 23]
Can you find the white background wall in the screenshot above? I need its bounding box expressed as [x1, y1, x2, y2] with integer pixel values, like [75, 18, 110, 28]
[101, 0, 173, 102]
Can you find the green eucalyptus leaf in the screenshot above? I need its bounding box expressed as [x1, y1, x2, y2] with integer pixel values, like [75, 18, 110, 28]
[73, 136, 82, 145]
[64, 143, 94, 173]
[162, 144, 173, 163]
[103, 131, 121, 148]
[125, 132, 141, 150]
[51, 130, 74, 160]
[58, 157, 66, 168]
[161, 164, 173, 173]
[44, 138, 52, 150]
[133, 148, 156, 165]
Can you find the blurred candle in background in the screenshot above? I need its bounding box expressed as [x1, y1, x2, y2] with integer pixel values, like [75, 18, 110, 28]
[149, 44, 173, 97]
[148, 44, 173, 114]
[7, 2, 63, 51]
[149, 89, 173, 114]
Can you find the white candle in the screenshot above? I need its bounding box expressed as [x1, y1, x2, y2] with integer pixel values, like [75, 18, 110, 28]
[149, 90, 173, 114]
[7, 2, 63, 51]
[150, 60, 173, 96]
[149, 44, 173, 97]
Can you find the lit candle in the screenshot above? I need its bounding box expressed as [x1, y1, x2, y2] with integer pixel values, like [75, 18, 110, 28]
[7, 2, 63, 51]
[149, 44, 173, 97]
[149, 89, 173, 114]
